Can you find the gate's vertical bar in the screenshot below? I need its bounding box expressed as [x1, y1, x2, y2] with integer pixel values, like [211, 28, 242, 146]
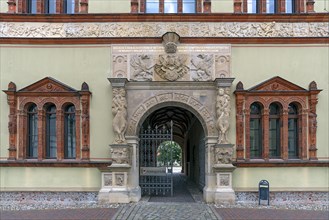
[170, 120, 173, 197]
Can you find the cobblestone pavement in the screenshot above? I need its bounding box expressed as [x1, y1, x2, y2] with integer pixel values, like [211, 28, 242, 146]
[113, 202, 219, 220]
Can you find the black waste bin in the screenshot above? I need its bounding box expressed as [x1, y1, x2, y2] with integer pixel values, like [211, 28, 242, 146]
[258, 180, 269, 205]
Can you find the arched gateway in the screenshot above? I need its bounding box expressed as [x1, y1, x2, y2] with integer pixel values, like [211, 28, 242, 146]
[98, 33, 236, 204]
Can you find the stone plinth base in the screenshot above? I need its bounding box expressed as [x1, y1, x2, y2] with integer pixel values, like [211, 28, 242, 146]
[98, 188, 130, 203]
[215, 189, 236, 204]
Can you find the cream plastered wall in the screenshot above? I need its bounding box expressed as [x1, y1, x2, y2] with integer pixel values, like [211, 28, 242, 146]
[0, 167, 101, 191]
[315, 0, 329, 12]
[233, 167, 329, 191]
[0, 0, 7, 13]
[212, 0, 233, 13]
[88, 0, 130, 13]
[0, 44, 328, 190]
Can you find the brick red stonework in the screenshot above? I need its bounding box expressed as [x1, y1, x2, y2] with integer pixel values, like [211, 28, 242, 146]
[3, 77, 91, 161]
[234, 76, 321, 162]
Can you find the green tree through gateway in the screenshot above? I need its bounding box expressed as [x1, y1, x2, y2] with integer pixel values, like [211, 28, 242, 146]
[157, 141, 182, 167]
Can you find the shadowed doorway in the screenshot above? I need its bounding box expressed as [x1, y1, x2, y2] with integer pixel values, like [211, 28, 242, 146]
[139, 106, 205, 202]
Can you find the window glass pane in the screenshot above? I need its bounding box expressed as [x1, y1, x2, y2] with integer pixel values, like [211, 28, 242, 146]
[164, 0, 178, 13]
[250, 119, 261, 158]
[247, 0, 257, 13]
[28, 0, 37, 13]
[46, 105, 57, 158]
[286, 0, 293, 13]
[65, 105, 76, 159]
[65, 0, 75, 14]
[146, 0, 159, 13]
[48, 0, 56, 14]
[183, 0, 196, 13]
[288, 119, 297, 155]
[28, 105, 38, 158]
[266, 0, 275, 13]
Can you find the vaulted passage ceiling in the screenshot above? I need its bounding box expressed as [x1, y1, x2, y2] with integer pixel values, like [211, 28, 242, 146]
[141, 106, 197, 139]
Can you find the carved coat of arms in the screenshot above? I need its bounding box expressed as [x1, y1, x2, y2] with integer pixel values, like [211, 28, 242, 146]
[154, 54, 189, 81]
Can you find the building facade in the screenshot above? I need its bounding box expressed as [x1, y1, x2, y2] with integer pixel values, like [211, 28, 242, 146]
[0, 0, 328, 204]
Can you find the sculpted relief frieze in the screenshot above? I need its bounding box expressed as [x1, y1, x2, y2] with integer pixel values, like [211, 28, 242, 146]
[112, 45, 231, 82]
[126, 92, 216, 137]
[1, 22, 328, 38]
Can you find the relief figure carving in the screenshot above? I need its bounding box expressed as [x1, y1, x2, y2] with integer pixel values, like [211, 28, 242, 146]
[214, 147, 233, 164]
[216, 88, 231, 144]
[191, 54, 213, 81]
[130, 55, 153, 81]
[112, 88, 128, 144]
[110, 147, 129, 165]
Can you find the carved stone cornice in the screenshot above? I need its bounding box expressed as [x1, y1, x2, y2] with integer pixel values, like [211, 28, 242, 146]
[0, 21, 328, 38]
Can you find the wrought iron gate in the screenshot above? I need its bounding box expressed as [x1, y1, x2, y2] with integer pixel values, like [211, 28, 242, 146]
[139, 121, 173, 196]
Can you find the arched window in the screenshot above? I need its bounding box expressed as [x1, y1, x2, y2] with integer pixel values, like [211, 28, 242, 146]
[269, 103, 281, 158]
[63, 0, 76, 14]
[46, 104, 57, 158]
[44, 0, 56, 14]
[27, 0, 37, 13]
[250, 103, 262, 158]
[247, 0, 259, 13]
[288, 103, 299, 158]
[64, 105, 76, 159]
[27, 104, 38, 158]
[266, 0, 277, 13]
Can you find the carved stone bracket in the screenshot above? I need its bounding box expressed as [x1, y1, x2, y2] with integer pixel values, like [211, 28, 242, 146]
[109, 144, 131, 168]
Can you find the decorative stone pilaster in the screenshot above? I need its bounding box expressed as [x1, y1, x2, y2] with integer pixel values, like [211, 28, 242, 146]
[235, 82, 245, 161]
[80, 0, 88, 13]
[7, 0, 16, 13]
[108, 78, 128, 145]
[212, 144, 236, 204]
[306, 0, 315, 13]
[131, 0, 138, 13]
[308, 81, 321, 160]
[215, 78, 235, 145]
[203, 0, 211, 13]
[233, 0, 242, 13]
[80, 84, 91, 160]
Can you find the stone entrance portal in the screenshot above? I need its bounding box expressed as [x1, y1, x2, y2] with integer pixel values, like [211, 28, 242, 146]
[99, 33, 237, 204]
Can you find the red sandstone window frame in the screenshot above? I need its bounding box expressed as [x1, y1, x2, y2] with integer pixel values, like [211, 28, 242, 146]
[3, 77, 91, 161]
[234, 76, 321, 162]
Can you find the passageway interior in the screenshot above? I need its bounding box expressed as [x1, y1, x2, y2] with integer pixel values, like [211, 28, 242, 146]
[140, 106, 205, 201]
